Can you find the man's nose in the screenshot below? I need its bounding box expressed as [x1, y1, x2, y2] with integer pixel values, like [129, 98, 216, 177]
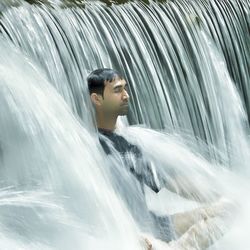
[123, 90, 129, 100]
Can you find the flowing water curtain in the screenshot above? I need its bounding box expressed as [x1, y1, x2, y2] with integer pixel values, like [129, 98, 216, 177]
[1, 2, 179, 130]
[0, 1, 250, 248]
[187, 0, 250, 123]
[111, 1, 250, 166]
[171, 0, 250, 169]
[0, 37, 141, 250]
[0, 0, 250, 166]
[160, 0, 250, 168]
[0, 4, 94, 128]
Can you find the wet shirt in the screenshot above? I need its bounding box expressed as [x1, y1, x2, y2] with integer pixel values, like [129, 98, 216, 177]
[98, 128, 174, 242]
[99, 128, 161, 193]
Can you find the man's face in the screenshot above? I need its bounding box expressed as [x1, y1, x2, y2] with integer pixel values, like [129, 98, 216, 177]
[100, 77, 129, 117]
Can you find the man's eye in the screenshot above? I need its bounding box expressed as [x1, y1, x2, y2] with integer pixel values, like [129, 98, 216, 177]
[114, 88, 122, 93]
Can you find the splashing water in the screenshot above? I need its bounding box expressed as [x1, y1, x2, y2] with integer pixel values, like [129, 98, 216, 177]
[0, 37, 144, 250]
[0, 1, 250, 250]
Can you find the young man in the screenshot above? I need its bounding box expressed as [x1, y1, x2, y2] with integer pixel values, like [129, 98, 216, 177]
[88, 68, 234, 250]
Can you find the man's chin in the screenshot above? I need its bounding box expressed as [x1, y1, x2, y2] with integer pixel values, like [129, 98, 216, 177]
[119, 108, 129, 116]
[119, 111, 129, 116]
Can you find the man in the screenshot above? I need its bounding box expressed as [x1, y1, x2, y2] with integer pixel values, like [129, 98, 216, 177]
[87, 68, 234, 250]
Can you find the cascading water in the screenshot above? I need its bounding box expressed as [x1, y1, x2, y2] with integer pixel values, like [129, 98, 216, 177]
[0, 38, 143, 250]
[0, 0, 250, 249]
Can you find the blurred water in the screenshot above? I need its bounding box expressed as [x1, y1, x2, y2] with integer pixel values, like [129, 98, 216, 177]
[120, 126, 250, 250]
[0, 1, 249, 250]
[0, 38, 143, 250]
[1, 1, 249, 165]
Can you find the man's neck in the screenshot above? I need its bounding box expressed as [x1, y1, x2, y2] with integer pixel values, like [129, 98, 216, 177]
[96, 113, 117, 132]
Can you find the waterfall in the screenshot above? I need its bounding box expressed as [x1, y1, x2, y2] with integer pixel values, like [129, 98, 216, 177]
[0, 0, 250, 249]
[1, 0, 249, 165]
[0, 38, 142, 250]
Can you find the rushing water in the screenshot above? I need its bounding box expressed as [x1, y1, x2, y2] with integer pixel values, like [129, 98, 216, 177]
[0, 38, 145, 250]
[0, 0, 250, 249]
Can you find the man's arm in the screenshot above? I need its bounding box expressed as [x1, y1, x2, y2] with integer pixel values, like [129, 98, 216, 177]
[162, 173, 218, 202]
[142, 161, 219, 203]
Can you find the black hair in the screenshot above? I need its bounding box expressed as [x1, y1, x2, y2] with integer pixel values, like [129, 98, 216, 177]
[87, 68, 124, 96]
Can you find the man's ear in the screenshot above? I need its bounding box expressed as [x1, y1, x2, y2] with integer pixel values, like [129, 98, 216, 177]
[90, 93, 103, 106]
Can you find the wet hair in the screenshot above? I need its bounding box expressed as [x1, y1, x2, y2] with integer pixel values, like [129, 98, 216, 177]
[87, 68, 124, 97]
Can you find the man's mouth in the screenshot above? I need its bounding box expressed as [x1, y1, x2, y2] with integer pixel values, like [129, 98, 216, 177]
[121, 104, 129, 107]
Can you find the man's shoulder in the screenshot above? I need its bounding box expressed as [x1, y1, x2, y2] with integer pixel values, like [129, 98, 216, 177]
[98, 129, 141, 156]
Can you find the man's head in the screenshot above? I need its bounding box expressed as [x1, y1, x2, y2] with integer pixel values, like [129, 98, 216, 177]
[87, 68, 129, 117]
